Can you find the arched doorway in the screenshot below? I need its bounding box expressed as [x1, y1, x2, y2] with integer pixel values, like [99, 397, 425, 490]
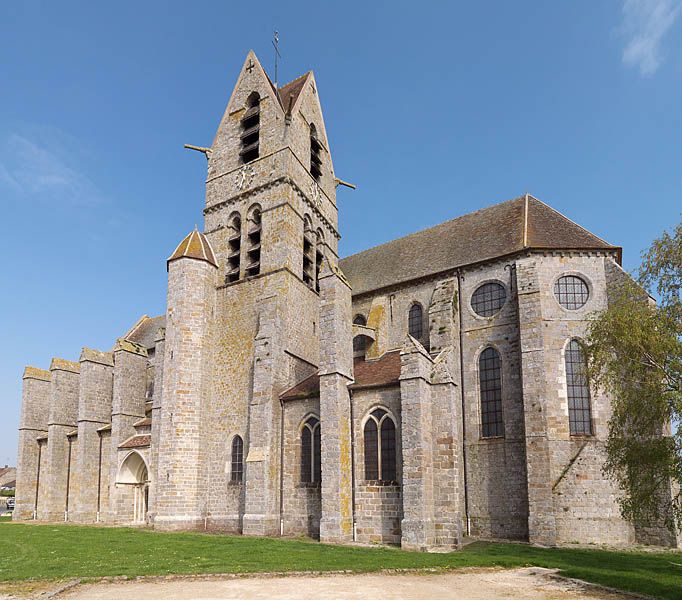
[117, 451, 149, 524]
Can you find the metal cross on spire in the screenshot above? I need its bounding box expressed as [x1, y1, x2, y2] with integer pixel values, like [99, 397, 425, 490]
[272, 30, 281, 87]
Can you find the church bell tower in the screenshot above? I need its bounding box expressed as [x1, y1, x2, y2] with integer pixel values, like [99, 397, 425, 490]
[157, 51, 341, 534]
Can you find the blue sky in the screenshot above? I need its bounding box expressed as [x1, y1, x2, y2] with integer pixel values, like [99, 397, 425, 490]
[1, 1, 681, 464]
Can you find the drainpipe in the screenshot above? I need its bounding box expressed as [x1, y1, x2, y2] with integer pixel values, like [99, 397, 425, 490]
[96, 433, 103, 522]
[34, 442, 42, 520]
[65, 438, 73, 522]
[456, 269, 471, 536]
[279, 397, 285, 536]
[349, 388, 357, 542]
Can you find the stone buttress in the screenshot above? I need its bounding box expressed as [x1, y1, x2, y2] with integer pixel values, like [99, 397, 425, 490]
[317, 261, 354, 543]
[14, 367, 51, 520]
[72, 348, 114, 522]
[108, 339, 148, 522]
[42, 358, 80, 521]
[399, 337, 463, 550]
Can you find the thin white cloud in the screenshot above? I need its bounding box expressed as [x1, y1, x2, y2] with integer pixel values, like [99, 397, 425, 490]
[0, 129, 103, 206]
[620, 0, 681, 76]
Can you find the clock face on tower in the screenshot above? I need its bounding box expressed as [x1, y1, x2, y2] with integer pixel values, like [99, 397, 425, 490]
[309, 180, 322, 209]
[234, 164, 255, 191]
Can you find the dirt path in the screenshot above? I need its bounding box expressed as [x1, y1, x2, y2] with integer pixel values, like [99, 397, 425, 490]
[55, 568, 628, 599]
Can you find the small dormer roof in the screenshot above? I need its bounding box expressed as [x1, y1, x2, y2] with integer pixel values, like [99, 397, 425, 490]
[167, 228, 217, 269]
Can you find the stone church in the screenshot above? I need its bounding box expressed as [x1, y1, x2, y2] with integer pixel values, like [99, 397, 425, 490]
[14, 51, 679, 550]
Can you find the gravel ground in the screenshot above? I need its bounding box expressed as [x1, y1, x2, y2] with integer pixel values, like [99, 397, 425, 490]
[50, 568, 628, 600]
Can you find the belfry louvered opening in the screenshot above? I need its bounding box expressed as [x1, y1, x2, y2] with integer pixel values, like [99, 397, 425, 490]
[315, 229, 324, 293]
[245, 206, 261, 277]
[303, 216, 315, 288]
[310, 123, 322, 181]
[239, 92, 260, 164]
[226, 214, 241, 283]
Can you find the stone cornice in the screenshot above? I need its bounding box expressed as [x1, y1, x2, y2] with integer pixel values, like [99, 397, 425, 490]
[23, 366, 51, 382]
[49, 358, 80, 374]
[80, 347, 115, 367]
[114, 338, 148, 358]
[204, 176, 340, 241]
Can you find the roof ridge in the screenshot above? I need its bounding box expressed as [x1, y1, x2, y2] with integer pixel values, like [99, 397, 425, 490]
[278, 71, 311, 91]
[122, 314, 150, 341]
[341, 195, 526, 261]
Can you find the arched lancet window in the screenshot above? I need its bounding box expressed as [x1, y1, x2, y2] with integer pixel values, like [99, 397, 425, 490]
[300, 416, 321, 483]
[310, 123, 322, 181]
[364, 408, 397, 481]
[230, 435, 244, 482]
[565, 340, 592, 435]
[240, 92, 260, 163]
[302, 215, 315, 288]
[245, 205, 261, 277]
[479, 347, 504, 438]
[315, 228, 325, 292]
[226, 212, 242, 283]
[353, 314, 367, 355]
[408, 303, 423, 340]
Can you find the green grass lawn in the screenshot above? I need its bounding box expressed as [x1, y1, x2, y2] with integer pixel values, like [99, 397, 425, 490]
[0, 523, 680, 599]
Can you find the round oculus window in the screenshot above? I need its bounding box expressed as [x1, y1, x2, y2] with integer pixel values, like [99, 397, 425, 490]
[471, 282, 507, 317]
[554, 275, 589, 310]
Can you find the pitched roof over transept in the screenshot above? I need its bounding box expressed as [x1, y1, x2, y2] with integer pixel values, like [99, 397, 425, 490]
[124, 314, 166, 350]
[281, 351, 402, 401]
[339, 195, 621, 296]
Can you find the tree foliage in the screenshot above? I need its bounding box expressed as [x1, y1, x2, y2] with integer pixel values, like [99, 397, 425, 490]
[587, 219, 682, 530]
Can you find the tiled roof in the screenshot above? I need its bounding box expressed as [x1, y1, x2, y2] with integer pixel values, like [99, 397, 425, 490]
[350, 351, 402, 390]
[339, 195, 620, 296]
[281, 351, 401, 401]
[277, 72, 310, 111]
[118, 434, 151, 449]
[133, 417, 152, 428]
[167, 228, 218, 268]
[125, 315, 165, 350]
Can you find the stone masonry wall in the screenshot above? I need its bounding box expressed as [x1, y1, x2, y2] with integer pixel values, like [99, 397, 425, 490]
[352, 387, 403, 545]
[460, 260, 529, 540]
[281, 397, 322, 537]
[517, 253, 633, 545]
[351, 279, 434, 358]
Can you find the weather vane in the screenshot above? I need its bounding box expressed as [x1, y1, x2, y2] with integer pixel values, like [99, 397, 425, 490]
[272, 30, 281, 87]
